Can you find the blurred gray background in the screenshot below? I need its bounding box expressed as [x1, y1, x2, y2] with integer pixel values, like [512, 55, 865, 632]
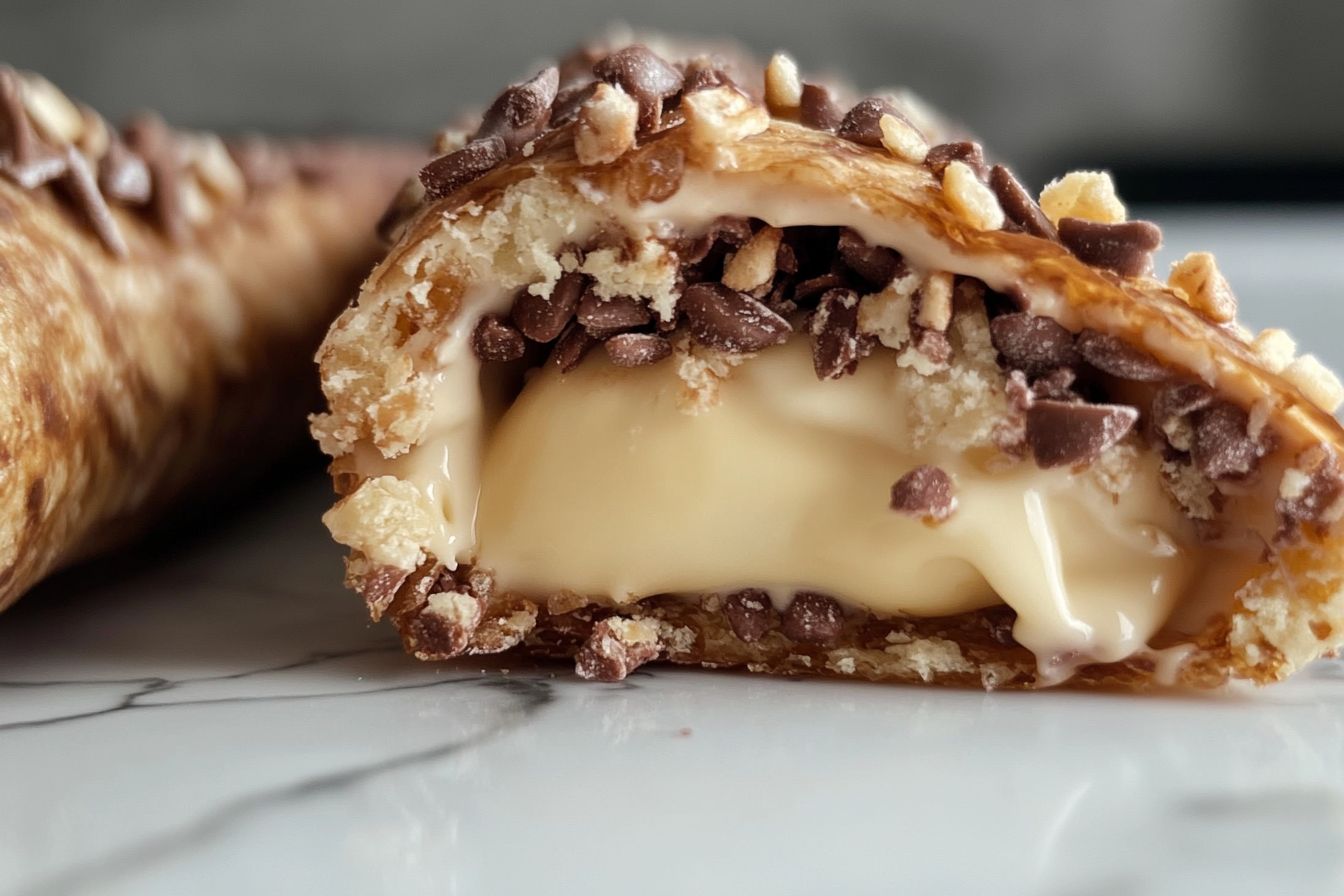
[2, 0, 1342, 200]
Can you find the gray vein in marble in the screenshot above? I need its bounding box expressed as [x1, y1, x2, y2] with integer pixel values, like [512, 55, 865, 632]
[0, 644, 401, 732]
[15, 676, 554, 896]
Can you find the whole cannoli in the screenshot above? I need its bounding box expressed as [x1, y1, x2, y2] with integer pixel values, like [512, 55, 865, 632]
[313, 39, 1344, 689]
[0, 67, 413, 611]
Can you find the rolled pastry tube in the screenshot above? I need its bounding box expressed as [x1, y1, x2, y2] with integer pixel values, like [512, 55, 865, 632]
[313, 39, 1344, 689]
[0, 67, 415, 611]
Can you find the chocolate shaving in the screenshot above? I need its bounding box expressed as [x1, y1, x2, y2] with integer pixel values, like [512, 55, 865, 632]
[676, 215, 753, 265]
[724, 589, 776, 643]
[419, 136, 507, 201]
[1026, 400, 1138, 468]
[470, 314, 526, 362]
[811, 288, 864, 379]
[57, 144, 126, 256]
[836, 97, 904, 147]
[1075, 330, 1169, 382]
[792, 272, 848, 304]
[1190, 402, 1263, 480]
[551, 321, 598, 372]
[988, 165, 1056, 240]
[604, 332, 671, 367]
[576, 290, 652, 338]
[836, 228, 903, 288]
[475, 66, 559, 153]
[988, 312, 1080, 377]
[681, 59, 736, 94]
[924, 141, 985, 179]
[1058, 217, 1162, 277]
[679, 282, 792, 353]
[512, 271, 584, 343]
[781, 592, 844, 646]
[593, 45, 684, 132]
[124, 113, 188, 244]
[799, 84, 843, 131]
[890, 465, 957, 523]
[97, 136, 151, 204]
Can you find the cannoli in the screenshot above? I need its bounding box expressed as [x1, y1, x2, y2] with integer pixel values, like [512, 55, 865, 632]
[0, 67, 412, 611]
[314, 39, 1344, 688]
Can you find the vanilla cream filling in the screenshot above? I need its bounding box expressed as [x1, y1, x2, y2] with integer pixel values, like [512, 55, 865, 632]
[473, 339, 1200, 670]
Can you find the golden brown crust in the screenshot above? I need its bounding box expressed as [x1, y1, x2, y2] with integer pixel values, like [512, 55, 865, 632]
[0, 141, 413, 611]
[315, 63, 1344, 689]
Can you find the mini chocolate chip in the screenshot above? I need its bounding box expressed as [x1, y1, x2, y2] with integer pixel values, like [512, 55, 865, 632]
[470, 314, 526, 362]
[890, 465, 957, 523]
[58, 145, 126, 256]
[1152, 381, 1214, 448]
[988, 165, 1056, 240]
[799, 84, 843, 131]
[681, 59, 736, 94]
[679, 282, 792, 353]
[593, 45, 684, 132]
[1278, 445, 1344, 530]
[476, 66, 559, 153]
[511, 272, 585, 343]
[97, 137, 151, 204]
[1026, 400, 1139, 468]
[419, 136, 507, 200]
[811, 288, 864, 380]
[604, 332, 672, 367]
[724, 589, 775, 642]
[988, 312, 1080, 377]
[626, 140, 684, 203]
[792, 272, 849, 304]
[836, 97, 903, 147]
[551, 321, 598, 372]
[676, 215, 754, 265]
[836, 228, 904, 288]
[781, 592, 845, 646]
[1075, 330, 1169, 381]
[925, 141, 985, 178]
[1058, 217, 1162, 277]
[576, 289, 652, 338]
[1191, 402, 1262, 480]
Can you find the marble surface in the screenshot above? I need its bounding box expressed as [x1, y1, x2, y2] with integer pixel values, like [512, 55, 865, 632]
[3, 210, 1344, 896]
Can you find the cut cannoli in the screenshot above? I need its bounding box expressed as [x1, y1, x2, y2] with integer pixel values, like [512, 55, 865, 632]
[0, 67, 414, 611]
[314, 39, 1344, 688]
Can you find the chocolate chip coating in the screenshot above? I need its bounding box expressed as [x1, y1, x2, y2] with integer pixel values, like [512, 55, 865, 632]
[604, 332, 672, 367]
[988, 165, 1056, 240]
[799, 84, 843, 131]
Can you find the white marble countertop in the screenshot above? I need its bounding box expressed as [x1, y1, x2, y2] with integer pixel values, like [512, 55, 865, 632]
[3, 210, 1344, 896]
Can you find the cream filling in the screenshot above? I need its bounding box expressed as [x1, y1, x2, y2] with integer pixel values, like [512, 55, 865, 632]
[473, 339, 1201, 672]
